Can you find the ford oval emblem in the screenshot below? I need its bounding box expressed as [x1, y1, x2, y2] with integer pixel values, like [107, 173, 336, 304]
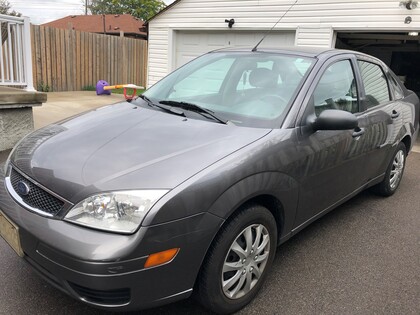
[17, 181, 30, 196]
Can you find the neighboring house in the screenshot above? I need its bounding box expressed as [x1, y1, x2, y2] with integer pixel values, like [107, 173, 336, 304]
[146, 0, 420, 97]
[42, 14, 147, 39]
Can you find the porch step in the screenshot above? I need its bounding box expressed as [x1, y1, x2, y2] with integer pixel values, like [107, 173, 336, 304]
[0, 87, 46, 107]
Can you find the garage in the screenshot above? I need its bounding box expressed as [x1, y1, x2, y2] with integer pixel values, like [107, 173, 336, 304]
[336, 32, 420, 97]
[174, 30, 296, 68]
[147, 0, 420, 87]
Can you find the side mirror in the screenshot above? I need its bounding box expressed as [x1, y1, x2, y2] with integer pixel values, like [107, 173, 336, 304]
[312, 109, 358, 131]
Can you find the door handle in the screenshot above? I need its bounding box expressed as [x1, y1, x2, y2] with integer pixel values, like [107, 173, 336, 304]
[352, 127, 365, 138]
[391, 110, 400, 119]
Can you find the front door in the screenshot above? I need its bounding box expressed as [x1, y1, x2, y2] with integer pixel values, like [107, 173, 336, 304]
[292, 56, 371, 229]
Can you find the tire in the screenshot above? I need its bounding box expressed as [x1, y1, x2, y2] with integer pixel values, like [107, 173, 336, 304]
[373, 142, 407, 197]
[196, 204, 277, 314]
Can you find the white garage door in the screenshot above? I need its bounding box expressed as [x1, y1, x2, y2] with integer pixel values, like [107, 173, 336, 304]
[175, 30, 296, 68]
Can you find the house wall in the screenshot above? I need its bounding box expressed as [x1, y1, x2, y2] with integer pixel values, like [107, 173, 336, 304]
[148, 0, 420, 86]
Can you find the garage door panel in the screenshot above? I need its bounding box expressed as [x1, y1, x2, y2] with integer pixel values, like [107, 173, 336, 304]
[208, 33, 228, 46]
[175, 30, 296, 68]
[232, 33, 255, 46]
[182, 33, 202, 46]
[176, 53, 202, 67]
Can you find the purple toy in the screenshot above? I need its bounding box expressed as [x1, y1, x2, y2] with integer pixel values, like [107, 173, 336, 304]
[96, 80, 111, 95]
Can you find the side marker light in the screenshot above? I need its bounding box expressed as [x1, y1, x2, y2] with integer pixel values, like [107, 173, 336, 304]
[144, 248, 179, 268]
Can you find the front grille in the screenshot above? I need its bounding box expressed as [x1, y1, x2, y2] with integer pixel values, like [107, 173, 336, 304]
[10, 168, 64, 215]
[69, 282, 131, 305]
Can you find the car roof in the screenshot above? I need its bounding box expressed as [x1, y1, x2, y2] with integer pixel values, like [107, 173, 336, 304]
[210, 46, 371, 59]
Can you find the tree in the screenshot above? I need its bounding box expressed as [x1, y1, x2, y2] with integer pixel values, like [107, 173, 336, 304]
[1, 1, 21, 44]
[0, 0, 21, 16]
[88, 0, 166, 21]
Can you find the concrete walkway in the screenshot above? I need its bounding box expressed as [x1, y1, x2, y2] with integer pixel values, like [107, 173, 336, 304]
[33, 91, 124, 129]
[0, 91, 124, 162]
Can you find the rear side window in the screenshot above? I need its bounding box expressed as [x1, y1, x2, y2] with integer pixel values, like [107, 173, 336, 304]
[358, 61, 391, 109]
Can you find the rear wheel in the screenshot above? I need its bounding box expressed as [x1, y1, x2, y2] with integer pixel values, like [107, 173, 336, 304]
[196, 204, 277, 314]
[373, 142, 407, 196]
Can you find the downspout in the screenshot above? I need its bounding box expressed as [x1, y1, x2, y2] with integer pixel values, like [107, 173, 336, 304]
[102, 14, 106, 35]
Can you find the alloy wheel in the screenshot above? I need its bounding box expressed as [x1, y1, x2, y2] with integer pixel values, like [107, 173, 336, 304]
[389, 150, 405, 190]
[222, 224, 270, 299]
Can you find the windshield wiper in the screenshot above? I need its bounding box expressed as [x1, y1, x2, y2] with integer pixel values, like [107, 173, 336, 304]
[159, 100, 228, 125]
[139, 95, 185, 117]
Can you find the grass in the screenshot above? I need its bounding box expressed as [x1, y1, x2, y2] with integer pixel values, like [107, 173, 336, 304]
[81, 85, 96, 91]
[112, 88, 145, 95]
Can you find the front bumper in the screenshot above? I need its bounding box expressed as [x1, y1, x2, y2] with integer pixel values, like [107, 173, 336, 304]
[0, 168, 224, 311]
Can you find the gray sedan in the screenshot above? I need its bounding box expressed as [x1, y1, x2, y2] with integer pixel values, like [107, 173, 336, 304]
[0, 47, 418, 314]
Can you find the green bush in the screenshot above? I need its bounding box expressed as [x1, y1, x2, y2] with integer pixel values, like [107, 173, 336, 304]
[37, 81, 50, 92]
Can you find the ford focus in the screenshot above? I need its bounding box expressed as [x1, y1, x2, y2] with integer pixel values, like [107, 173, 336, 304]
[0, 47, 418, 314]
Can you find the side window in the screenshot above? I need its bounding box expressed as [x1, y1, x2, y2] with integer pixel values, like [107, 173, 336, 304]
[169, 58, 235, 99]
[388, 73, 404, 100]
[358, 60, 391, 108]
[312, 60, 359, 116]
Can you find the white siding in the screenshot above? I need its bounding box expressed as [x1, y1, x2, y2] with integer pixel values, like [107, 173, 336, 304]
[148, 28, 171, 86]
[148, 0, 420, 86]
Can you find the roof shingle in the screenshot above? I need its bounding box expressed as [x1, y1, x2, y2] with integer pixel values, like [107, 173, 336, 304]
[42, 14, 146, 38]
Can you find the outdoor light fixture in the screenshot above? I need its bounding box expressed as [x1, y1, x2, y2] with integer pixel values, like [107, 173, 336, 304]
[405, 16, 413, 23]
[408, 31, 419, 36]
[225, 19, 235, 28]
[400, 0, 418, 10]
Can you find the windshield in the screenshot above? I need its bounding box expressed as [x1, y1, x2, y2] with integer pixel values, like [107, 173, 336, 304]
[143, 52, 314, 128]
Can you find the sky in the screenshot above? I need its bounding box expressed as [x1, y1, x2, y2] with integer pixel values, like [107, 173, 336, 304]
[8, 0, 175, 25]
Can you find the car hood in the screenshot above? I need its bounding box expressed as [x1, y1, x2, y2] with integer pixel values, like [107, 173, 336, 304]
[10, 102, 270, 203]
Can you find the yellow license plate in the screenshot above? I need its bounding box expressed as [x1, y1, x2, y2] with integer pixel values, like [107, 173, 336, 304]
[0, 210, 24, 257]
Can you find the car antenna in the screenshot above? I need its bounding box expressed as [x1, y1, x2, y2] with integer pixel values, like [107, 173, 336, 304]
[252, 0, 298, 52]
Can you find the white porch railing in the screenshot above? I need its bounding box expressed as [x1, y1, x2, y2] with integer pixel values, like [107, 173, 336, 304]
[0, 14, 34, 91]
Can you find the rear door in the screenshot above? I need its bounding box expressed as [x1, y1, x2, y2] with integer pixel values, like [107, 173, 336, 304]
[355, 57, 403, 181]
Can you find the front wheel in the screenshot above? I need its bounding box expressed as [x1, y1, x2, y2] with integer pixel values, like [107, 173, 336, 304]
[373, 142, 407, 196]
[196, 204, 277, 314]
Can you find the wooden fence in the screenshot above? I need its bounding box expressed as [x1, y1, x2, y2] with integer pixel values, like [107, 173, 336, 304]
[30, 25, 147, 92]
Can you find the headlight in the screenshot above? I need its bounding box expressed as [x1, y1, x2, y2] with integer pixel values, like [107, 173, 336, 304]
[4, 136, 25, 174]
[4, 156, 10, 174]
[4, 149, 14, 174]
[64, 190, 168, 233]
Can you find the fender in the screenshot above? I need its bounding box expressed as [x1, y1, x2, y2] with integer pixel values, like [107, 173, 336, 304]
[207, 171, 299, 242]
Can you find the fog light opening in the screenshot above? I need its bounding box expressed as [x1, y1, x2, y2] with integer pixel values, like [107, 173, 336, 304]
[144, 248, 179, 268]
